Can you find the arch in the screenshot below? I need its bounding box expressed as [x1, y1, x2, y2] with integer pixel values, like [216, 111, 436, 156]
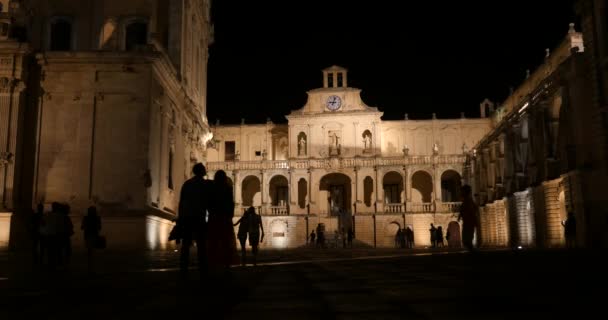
[320, 173, 352, 233]
[447, 221, 461, 248]
[363, 176, 373, 207]
[441, 170, 462, 202]
[124, 19, 148, 51]
[242, 175, 261, 207]
[297, 132, 307, 156]
[298, 178, 307, 209]
[383, 171, 403, 204]
[269, 175, 288, 206]
[49, 17, 74, 51]
[411, 171, 433, 203]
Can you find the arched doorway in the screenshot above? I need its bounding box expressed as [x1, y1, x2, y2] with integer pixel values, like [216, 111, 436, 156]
[269, 175, 289, 207]
[242, 176, 261, 207]
[447, 221, 461, 248]
[441, 170, 462, 202]
[412, 171, 433, 203]
[320, 173, 352, 232]
[383, 171, 404, 208]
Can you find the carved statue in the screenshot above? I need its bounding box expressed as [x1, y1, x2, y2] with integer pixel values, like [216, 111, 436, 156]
[363, 134, 372, 150]
[298, 136, 306, 155]
[433, 143, 439, 155]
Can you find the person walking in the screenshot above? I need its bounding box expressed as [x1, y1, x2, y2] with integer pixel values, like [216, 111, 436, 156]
[81, 206, 102, 273]
[207, 170, 237, 277]
[234, 208, 252, 266]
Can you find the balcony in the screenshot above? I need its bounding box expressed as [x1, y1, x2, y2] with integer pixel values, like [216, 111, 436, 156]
[385, 203, 404, 213]
[207, 155, 467, 172]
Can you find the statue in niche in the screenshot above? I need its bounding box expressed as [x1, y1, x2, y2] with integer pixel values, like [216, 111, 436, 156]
[362, 130, 372, 153]
[329, 131, 341, 156]
[298, 133, 307, 156]
[433, 142, 439, 155]
[462, 142, 468, 154]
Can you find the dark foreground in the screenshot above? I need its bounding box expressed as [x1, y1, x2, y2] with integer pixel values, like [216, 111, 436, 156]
[0, 248, 605, 319]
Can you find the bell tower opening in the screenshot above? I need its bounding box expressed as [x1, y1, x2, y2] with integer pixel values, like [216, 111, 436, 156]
[322, 65, 348, 88]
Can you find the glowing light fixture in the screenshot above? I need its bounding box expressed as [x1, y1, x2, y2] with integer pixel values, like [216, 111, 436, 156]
[518, 102, 529, 114]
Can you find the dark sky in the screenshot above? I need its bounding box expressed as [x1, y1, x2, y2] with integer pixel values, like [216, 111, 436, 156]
[207, 1, 578, 124]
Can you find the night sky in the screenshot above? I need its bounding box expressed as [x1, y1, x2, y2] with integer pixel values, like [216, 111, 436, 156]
[207, 1, 578, 125]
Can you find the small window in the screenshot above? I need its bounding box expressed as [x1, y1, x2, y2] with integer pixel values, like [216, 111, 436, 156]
[255, 151, 261, 156]
[225, 141, 236, 161]
[50, 18, 73, 51]
[168, 149, 174, 190]
[337, 73, 343, 87]
[327, 74, 334, 88]
[125, 21, 148, 51]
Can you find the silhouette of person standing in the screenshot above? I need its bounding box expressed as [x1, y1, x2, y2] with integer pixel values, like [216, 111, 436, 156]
[234, 208, 252, 266]
[82, 206, 102, 272]
[207, 170, 237, 276]
[248, 207, 264, 266]
[347, 228, 353, 248]
[429, 223, 437, 248]
[177, 163, 213, 280]
[309, 230, 316, 246]
[458, 185, 479, 252]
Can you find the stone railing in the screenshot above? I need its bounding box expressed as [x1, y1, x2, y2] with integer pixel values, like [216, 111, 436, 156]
[409, 202, 434, 213]
[385, 203, 404, 213]
[439, 202, 461, 213]
[267, 205, 289, 215]
[207, 155, 466, 171]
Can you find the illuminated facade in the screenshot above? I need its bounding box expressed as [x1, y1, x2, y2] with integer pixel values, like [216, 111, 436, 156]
[207, 66, 491, 248]
[0, 0, 213, 250]
[463, 23, 607, 248]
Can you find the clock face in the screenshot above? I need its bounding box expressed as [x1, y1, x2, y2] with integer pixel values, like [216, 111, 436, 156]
[326, 95, 342, 111]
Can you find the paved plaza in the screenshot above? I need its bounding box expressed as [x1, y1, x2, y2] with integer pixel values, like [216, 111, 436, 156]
[0, 248, 605, 319]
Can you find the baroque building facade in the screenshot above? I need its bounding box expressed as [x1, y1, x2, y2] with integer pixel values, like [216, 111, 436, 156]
[208, 66, 491, 248]
[463, 22, 608, 249]
[0, 0, 213, 250]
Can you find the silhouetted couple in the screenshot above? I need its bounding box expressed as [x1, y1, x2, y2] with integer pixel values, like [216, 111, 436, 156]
[38, 202, 74, 270]
[234, 206, 264, 266]
[177, 163, 236, 281]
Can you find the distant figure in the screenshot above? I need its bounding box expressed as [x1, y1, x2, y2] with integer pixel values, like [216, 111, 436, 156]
[458, 185, 479, 252]
[42, 202, 61, 269]
[347, 228, 353, 248]
[406, 227, 414, 248]
[400, 229, 406, 248]
[562, 211, 576, 249]
[341, 228, 346, 248]
[309, 230, 316, 246]
[234, 208, 251, 266]
[429, 223, 437, 248]
[436, 226, 444, 248]
[58, 204, 74, 266]
[395, 228, 402, 248]
[177, 163, 213, 280]
[247, 207, 264, 266]
[207, 170, 237, 275]
[81, 206, 102, 272]
[316, 224, 325, 248]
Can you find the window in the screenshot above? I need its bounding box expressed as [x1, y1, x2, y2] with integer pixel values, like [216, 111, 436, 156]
[255, 151, 261, 156]
[337, 73, 343, 87]
[384, 184, 399, 204]
[168, 149, 174, 190]
[327, 74, 334, 88]
[125, 21, 147, 51]
[50, 18, 73, 51]
[225, 141, 236, 161]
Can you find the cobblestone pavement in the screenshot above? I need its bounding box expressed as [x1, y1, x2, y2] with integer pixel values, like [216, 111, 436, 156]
[0, 248, 605, 319]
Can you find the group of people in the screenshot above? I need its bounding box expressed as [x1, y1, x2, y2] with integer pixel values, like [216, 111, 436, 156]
[428, 224, 445, 248]
[309, 225, 353, 248]
[29, 202, 103, 271]
[175, 163, 264, 281]
[394, 227, 415, 249]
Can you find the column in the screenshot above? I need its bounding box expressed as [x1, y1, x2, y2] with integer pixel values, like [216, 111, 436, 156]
[375, 165, 383, 212]
[353, 122, 358, 156]
[234, 171, 241, 214]
[260, 170, 266, 214]
[353, 167, 359, 214]
[402, 166, 407, 210]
